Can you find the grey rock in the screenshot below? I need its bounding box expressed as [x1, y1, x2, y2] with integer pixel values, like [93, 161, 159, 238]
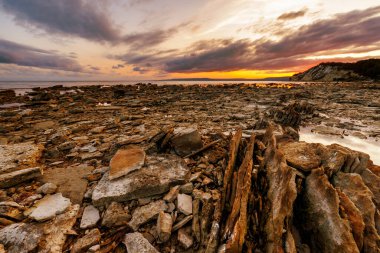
[129, 200, 168, 231]
[171, 127, 203, 156]
[36, 183, 57, 195]
[80, 205, 100, 229]
[0, 223, 43, 253]
[123, 232, 159, 253]
[178, 228, 193, 249]
[177, 193, 192, 215]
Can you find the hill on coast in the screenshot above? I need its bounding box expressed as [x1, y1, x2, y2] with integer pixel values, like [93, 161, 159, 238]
[291, 59, 380, 81]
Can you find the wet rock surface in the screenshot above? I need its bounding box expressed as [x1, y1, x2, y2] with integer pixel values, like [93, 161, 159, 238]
[0, 82, 379, 252]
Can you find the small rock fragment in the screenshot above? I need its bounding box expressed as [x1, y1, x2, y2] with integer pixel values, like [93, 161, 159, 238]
[178, 228, 193, 249]
[163, 186, 179, 202]
[101, 202, 130, 228]
[123, 232, 159, 253]
[170, 127, 203, 156]
[36, 183, 57, 195]
[177, 194, 192, 215]
[129, 200, 167, 231]
[157, 211, 172, 243]
[71, 228, 101, 253]
[80, 205, 100, 229]
[0, 167, 42, 188]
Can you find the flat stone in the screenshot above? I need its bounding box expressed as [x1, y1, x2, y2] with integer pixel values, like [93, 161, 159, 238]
[0, 167, 42, 188]
[179, 183, 193, 194]
[163, 185, 179, 202]
[71, 228, 101, 253]
[0, 223, 43, 253]
[36, 183, 57, 195]
[80, 205, 100, 229]
[0, 142, 43, 174]
[171, 127, 203, 156]
[279, 142, 322, 172]
[123, 232, 159, 253]
[40, 165, 92, 204]
[92, 155, 189, 206]
[25, 193, 71, 222]
[101, 202, 130, 228]
[157, 211, 172, 243]
[109, 148, 146, 180]
[177, 194, 192, 215]
[129, 200, 168, 231]
[178, 228, 193, 249]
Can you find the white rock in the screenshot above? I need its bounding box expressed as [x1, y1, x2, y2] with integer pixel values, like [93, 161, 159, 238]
[80, 205, 100, 229]
[178, 228, 193, 249]
[25, 193, 71, 221]
[177, 194, 192, 215]
[123, 232, 159, 253]
[129, 200, 168, 231]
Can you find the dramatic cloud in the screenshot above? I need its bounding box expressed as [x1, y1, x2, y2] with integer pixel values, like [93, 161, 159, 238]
[160, 5, 380, 72]
[0, 0, 120, 43]
[277, 9, 308, 20]
[0, 39, 83, 71]
[133, 66, 149, 74]
[122, 28, 179, 49]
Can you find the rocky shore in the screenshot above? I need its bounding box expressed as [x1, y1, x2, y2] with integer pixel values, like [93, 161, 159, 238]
[0, 82, 379, 252]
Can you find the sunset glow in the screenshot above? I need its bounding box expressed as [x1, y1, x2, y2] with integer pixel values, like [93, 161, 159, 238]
[0, 0, 379, 81]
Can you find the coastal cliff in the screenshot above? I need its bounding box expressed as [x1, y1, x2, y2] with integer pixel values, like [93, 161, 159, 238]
[291, 59, 380, 81]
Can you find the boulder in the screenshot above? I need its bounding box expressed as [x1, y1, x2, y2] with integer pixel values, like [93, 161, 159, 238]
[92, 155, 189, 206]
[170, 127, 203, 156]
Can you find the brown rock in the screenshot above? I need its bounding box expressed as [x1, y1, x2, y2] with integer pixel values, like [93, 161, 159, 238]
[101, 202, 130, 228]
[170, 127, 203, 156]
[157, 211, 172, 243]
[71, 229, 101, 253]
[109, 148, 146, 180]
[279, 142, 321, 172]
[0, 167, 42, 188]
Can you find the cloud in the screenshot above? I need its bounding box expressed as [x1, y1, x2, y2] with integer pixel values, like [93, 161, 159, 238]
[122, 27, 179, 49]
[133, 66, 149, 74]
[0, 39, 83, 71]
[277, 8, 308, 20]
[0, 0, 120, 43]
[112, 64, 125, 69]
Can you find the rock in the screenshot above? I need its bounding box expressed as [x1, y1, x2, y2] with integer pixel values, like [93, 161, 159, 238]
[327, 144, 370, 174]
[36, 183, 57, 195]
[0, 142, 43, 174]
[40, 165, 92, 204]
[25, 193, 71, 221]
[80, 205, 100, 229]
[109, 148, 146, 180]
[279, 142, 322, 172]
[360, 169, 380, 208]
[299, 168, 359, 253]
[333, 172, 380, 252]
[101, 202, 130, 228]
[178, 228, 193, 249]
[123, 232, 159, 253]
[170, 127, 203, 156]
[163, 185, 179, 202]
[129, 200, 168, 231]
[311, 125, 342, 136]
[172, 215, 193, 232]
[92, 155, 189, 206]
[157, 211, 172, 243]
[0, 223, 43, 253]
[71, 228, 101, 253]
[180, 183, 193, 194]
[89, 126, 105, 134]
[0, 167, 42, 188]
[39, 204, 80, 253]
[57, 141, 75, 151]
[177, 193, 192, 215]
[88, 244, 100, 252]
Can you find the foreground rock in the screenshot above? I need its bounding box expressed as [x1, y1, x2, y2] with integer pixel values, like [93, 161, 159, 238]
[170, 127, 203, 156]
[123, 232, 159, 253]
[128, 200, 168, 231]
[109, 147, 146, 180]
[92, 155, 188, 206]
[0, 167, 42, 188]
[25, 193, 71, 221]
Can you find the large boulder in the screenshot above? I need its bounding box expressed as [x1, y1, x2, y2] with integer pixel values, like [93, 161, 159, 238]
[170, 127, 203, 156]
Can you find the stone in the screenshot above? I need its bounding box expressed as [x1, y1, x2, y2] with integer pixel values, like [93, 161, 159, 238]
[178, 228, 193, 249]
[327, 144, 370, 174]
[163, 185, 179, 202]
[177, 193, 192, 215]
[170, 127, 203, 156]
[36, 183, 57, 195]
[279, 142, 321, 172]
[101, 202, 130, 228]
[299, 168, 359, 253]
[172, 215, 193, 232]
[333, 172, 380, 252]
[40, 165, 92, 204]
[109, 148, 146, 180]
[88, 244, 100, 252]
[57, 141, 75, 151]
[360, 169, 380, 208]
[157, 211, 172, 243]
[0, 167, 42, 188]
[0, 223, 43, 253]
[0, 142, 43, 174]
[123, 232, 159, 253]
[71, 228, 101, 253]
[89, 126, 105, 134]
[92, 155, 189, 206]
[180, 183, 193, 194]
[39, 204, 80, 253]
[80, 205, 100, 229]
[129, 200, 168, 231]
[25, 193, 71, 221]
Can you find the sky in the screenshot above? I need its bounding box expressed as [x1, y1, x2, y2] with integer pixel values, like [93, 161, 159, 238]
[0, 0, 379, 81]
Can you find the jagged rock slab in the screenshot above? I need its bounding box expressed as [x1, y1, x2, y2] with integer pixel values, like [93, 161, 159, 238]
[123, 232, 159, 253]
[0, 142, 43, 174]
[25, 193, 71, 221]
[301, 168, 359, 253]
[71, 228, 101, 253]
[38, 204, 80, 253]
[128, 200, 168, 231]
[109, 148, 145, 180]
[0, 223, 43, 253]
[279, 142, 322, 172]
[40, 165, 92, 204]
[333, 172, 380, 252]
[0, 167, 42, 188]
[360, 169, 380, 208]
[92, 155, 189, 206]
